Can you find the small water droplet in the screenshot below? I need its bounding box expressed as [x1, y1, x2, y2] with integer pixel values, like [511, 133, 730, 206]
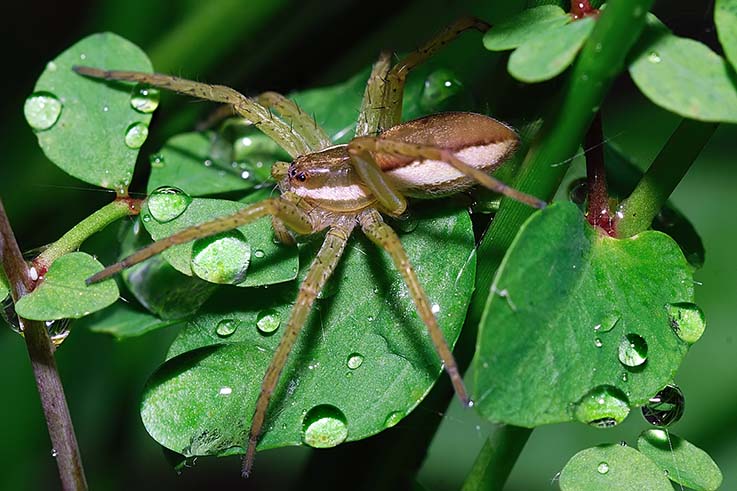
[420, 68, 463, 110]
[253, 249, 265, 259]
[665, 302, 705, 344]
[24, 92, 62, 131]
[367, 315, 374, 322]
[150, 153, 165, 168]
[384, 411, 404, 428]
[124, 122, 149, 149]
[395, 214, 419, 233]
[218, 386, 233, 396]
[597, 462, 609, 474]
[79, 53, 87, 60]
[302, 405, 348, 448]
[147, 186, 192, 223]
[51, 448, 58, 458]
[641, 384, 684, 427]
[46, 61, 58, 72]
[191, 230, 250, 284]
[102, 105, 109, 113]
[431, 303, 440, 314]
[648, 51, 662, 63]
[347, 353, 364, 370]
[240, 170, 251, 180]
[256, 309, 281, 334]
[573, 385, 630, 428]
[568, 178, 588, 206]
[618, 333, 648, 367]
[594, 338, 603, 348]
[203, 159, 213, 167]
[130, 84, 160, 113]
[142, 214, 152, 223]
[216, 318, 238, 337]
[595, 312, 621, 333]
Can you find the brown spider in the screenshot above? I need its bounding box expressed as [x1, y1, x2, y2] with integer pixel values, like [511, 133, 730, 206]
[79, 17, 545, 477]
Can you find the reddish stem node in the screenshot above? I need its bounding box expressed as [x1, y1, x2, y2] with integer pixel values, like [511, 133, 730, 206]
[117, 197, 143, 215]
[571, 0, 599, 19]
[584, 113, 615, 236]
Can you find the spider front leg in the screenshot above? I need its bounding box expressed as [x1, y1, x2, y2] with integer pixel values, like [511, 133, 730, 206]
[242, 221, 355, 477]
[72, 67, 311, 158]
[358, 209, 470, 406]
[86, 198, 313, 284]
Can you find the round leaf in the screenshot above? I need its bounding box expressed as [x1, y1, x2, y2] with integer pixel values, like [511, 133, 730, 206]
[474, 202, 694, 427]
[141, 197, 299, 288]
[140, 204, 476, 456]
[638, 429, 723, 491]
[483, 5, 570, 51]
[508, 16, 596, 83]
[15, 252, 119, 320]
[715, 0, 737, 72]
[629, 31, 737, 123]
[26, 32, 154, 191]
[560, 444, 673, 491]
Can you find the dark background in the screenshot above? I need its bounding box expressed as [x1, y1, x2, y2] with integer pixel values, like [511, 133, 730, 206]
[1, 0, 734, 489]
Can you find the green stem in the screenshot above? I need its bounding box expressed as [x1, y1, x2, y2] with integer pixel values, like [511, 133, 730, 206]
[616, 119, 717, 237]
[0, 199, 87, 491]
[34, 199, 139, 273]
[461, 426, 532, 491]
[462, 1, 656, 487]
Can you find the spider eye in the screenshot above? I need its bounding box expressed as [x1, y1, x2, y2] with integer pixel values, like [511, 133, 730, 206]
[297, 172, 307, 182]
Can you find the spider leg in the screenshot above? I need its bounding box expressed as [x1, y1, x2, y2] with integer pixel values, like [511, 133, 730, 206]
[72, 66, 310, 158]
[242, 221, 355, 477]
[350, 137, 546, 209]
[347, 146, 408, 216]
[380, 16, 490, 129]
[356, 51, 392, 137]
[358, 209, 470, 406]
[86, 198, 313, 284]
[256, 92, 332, 151]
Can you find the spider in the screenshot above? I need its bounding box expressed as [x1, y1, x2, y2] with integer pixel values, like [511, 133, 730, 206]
[79, 17, 545, 477]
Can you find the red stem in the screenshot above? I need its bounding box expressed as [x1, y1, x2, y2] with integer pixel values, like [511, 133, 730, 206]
[584, 112, 615, 235]
[571, 0, 599, 19]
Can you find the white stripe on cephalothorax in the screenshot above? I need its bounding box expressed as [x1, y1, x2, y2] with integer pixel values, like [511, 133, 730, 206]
[386, 141, 514, 191]
[293, 183, 370, 202]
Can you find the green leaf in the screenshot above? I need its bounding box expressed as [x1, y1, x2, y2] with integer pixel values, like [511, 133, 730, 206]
[140, 203, 476, 456]
[15, 252, 119, 320]
[559, 444, 673, 491]
[508, 16, 596, 83]
[25, 32, 154, 191]
[638, 429, 723, 491]
[0, 270, 9, 301]
[76, 302, 179, 339]
[715, 0, 737, 72]
[141, 197, 299, 288]
[629, 29, 737, 123]
[474, 202, 694, 427]
[483, 6, 570, 51]
[147, 129, 287, 197]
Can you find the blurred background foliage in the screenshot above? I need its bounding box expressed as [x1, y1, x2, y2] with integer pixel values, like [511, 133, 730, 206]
[1, 0, 734, 489]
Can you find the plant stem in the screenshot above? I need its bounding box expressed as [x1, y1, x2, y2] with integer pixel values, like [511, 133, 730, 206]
[585, 112, 614, 234]
[461, 426, 532, 491]
[615, 119, 717, 237]
[0, 199, 87, 491]
[33, 198, 140, 274]
[464, 1, 655, 487]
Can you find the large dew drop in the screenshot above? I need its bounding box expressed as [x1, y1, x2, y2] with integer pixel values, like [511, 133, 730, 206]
[215, 318, 238, 337]
[641, 384, 685, 427]
[618, 333, 648, 367]
[125, 122, 149, 149]
[302, 405, 348, 448]
[191, 230, 250, 285]
[24, 92, 62, 131]
[665, 302, 705, 344]
[130, 84, 160, 113]
[147, 186, 192, 223]
[420, 69, 463, 111]
[256, 309, 281, 335]
[573, 385, 630, 428]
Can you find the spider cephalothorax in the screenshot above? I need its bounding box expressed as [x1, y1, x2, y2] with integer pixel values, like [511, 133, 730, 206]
[80, 16, 545, 477]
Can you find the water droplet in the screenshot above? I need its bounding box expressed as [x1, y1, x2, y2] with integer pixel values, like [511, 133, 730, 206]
[48, 319, 71, 346]
[46, 61, 58, 72]
[420, 68, 463, 110]
[216, 318, 238, 337]
[51, 448, 58, 458]
[568, 178, 588, 206]
[240, 170, 251, 180]
[130, 84, 160, 113]
[665, 302, 705, 344]
[618, 333, 648, 367]
[302, 405, 348, 448]
[124, 122, 149, 149]
[597, 462, 609, 474]
[395, 214, 419, 233]
[595, 312, 621, 333]
[384, 411, 404, 428]
[218, 386, 232, 396]
[150, 153, 165, 168]
[347, 353, 364, 370]
[102, 105, 109, 113]
[147, 186, 192, 223]
[648, 51, 662, 63]
[573, 385, 630, 428]
[431, 303, 440, 314]
[253, 249, 265, 259]
[594, 338, 603, 348]
[142, 214, 152, 223]
[203, 159, 213, 167]
[24, 92, 62, 131]
[367, 315, 374, 322]
[256, 309, 281, 334]
[641, 384, 684, 427]
[191, 230, 250, 284]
